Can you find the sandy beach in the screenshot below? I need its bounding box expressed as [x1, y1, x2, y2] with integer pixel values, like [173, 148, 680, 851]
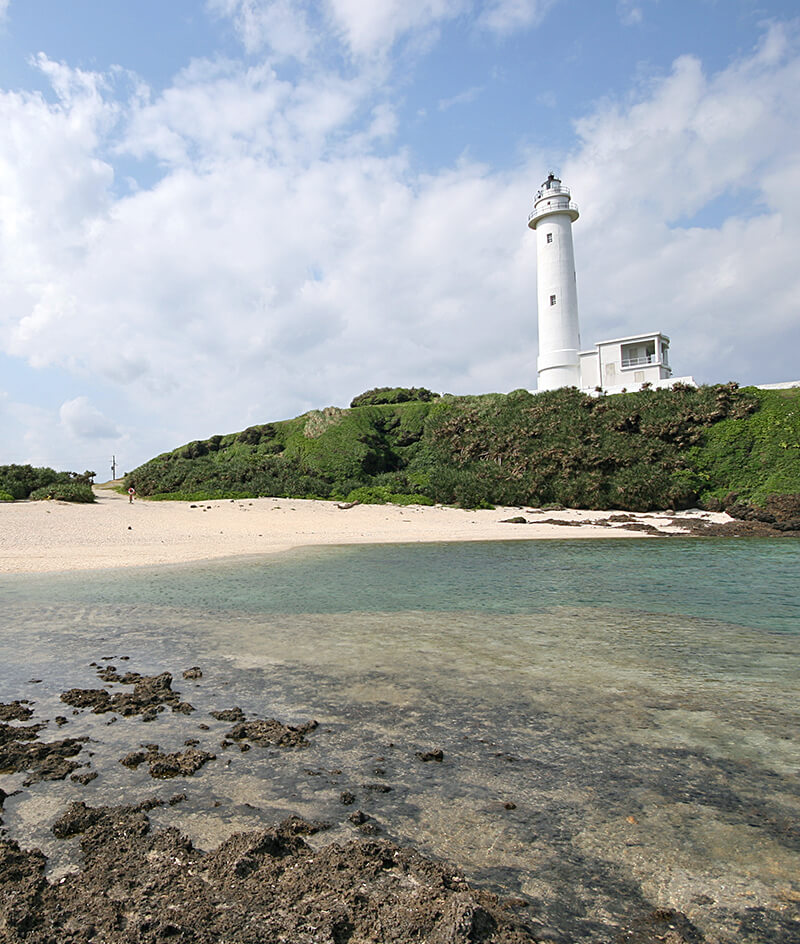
[0, 485, 733, 574]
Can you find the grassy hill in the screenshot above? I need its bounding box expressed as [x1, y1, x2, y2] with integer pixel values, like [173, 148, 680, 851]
[125, 383, 800, 512]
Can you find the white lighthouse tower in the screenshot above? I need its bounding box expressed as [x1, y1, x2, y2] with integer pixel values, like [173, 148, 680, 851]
[528, 173, 581, 390]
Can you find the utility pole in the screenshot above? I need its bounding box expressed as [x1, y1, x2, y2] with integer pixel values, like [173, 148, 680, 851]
[111, 455, 117, 480]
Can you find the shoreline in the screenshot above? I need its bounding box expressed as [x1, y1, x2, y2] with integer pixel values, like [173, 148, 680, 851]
[0, 486, 736, 575]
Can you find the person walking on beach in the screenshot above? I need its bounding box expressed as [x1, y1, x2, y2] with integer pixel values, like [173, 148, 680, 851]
[128, 486, 136, 503]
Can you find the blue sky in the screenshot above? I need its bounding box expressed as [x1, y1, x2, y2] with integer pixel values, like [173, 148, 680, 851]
[1, 1, 799, 475]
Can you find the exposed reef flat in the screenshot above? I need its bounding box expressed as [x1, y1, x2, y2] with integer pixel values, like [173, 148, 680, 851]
[2, 655, 796, 944]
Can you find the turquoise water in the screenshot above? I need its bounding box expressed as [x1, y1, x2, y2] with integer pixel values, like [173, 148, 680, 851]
[1, 538, 798, 942]
[3, 537, 799, 630]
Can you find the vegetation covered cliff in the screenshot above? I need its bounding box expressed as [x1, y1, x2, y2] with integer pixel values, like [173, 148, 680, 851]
[126, 384, 800, 513]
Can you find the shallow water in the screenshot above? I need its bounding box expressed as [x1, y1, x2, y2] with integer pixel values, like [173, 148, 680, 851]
[1, 539, 798, 942]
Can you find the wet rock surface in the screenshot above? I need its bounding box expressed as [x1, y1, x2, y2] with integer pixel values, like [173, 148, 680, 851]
[227, 717, 319, 748]
[119, 744, 216, 779]
[0, 702, 33, 723]
[61, 667, 195, 718]
[417, 748, 444, 762]
[697, 493, 800, 536]
[1, 656, 796, 944]
[0, 721, 86, 785]
[0, 809, 540, 944]
[209, 706, 246, 722]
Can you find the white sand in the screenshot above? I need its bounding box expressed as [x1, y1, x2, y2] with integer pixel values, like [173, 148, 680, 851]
[0, 486, 732, 575]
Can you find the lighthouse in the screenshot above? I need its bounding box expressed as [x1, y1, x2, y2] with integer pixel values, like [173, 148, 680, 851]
[528, 173, 581, 390]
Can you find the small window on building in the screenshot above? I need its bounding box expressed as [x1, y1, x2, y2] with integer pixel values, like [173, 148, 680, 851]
[546, 233, 553, 244]
[550, 294, 557, 306]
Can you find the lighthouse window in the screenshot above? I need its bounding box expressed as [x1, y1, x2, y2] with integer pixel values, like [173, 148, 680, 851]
[550, 294, 557, 306]
[546, 233, 553, 243]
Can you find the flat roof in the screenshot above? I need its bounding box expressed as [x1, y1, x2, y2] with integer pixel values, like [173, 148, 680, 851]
[594, 331, 670, 346]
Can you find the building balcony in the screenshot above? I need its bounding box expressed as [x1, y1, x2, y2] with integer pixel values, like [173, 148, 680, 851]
[528, 201, 579, 226]
[621, 354, 658, 368]
[535, 183, 571, 200]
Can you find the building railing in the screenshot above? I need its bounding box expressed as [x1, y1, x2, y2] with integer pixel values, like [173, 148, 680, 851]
[621, 354, 657, 367]
[528, 201, 579, 223]
[535, 184, 571, 199]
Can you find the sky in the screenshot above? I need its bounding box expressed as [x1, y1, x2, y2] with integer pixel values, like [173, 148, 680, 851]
[1, 1, 799, 475]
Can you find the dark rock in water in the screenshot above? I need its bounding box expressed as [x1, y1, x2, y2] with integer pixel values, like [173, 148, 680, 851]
[148, 747, 216, 779]
[0, 806, 536, 942]
[182, 666, 203, 679]
[0, 721, 44, 747]
[363, 782, 392, 793]
[61, 688, 112, 712]
[0, 701, 34, 722]
[54, 716, 68, 726]
[614, 907, 706, 942]
[51, 801, 153, 840]
[171, 701, 195, 714]
[0, 732, 86, 785]
[70, 770, 98, 785]
[61, 671, 195, 718]
[119, 751, 147, 769]
[774, 518, 800, 531]
[119, 745, 216, 778]
[227, 717, 318, 748]
[210, 706, 246, 722]
[416, 748, 444, 762]
[339, 790, 356, 805]
[348, 809, 368, 825]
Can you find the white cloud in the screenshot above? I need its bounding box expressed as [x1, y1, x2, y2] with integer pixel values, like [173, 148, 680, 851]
[120, 58, 371, 168]
[563, 21, 800, 384]
[478, 0, 560, 35]
[616, 1, 643, 26]
[438, 85, 483, 110]
[1, 19, 800, 469]
[0, 393, 127, 471]
[207, 0, 316, 60]
[59, 396, 119, 439]
[0, 1, 9, 22]
[209, 0, 561, 61]
[325, 0, 466, 57]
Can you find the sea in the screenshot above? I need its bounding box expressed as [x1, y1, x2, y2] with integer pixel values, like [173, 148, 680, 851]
[1, 537, 798, 942]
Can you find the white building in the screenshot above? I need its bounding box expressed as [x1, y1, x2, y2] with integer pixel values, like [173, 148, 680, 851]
[528, 174, 695, 394]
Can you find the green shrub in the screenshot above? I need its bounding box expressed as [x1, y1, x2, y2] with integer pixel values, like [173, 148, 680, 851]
[0, 464, 59, 499]
[0, 489, 14, 502]
[146, 490, 259, 501]
[688, 387, 800, 505]
[350, 386, 440, 408]
[29, 483, 95, 503]
[0, 464, 95, 499]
